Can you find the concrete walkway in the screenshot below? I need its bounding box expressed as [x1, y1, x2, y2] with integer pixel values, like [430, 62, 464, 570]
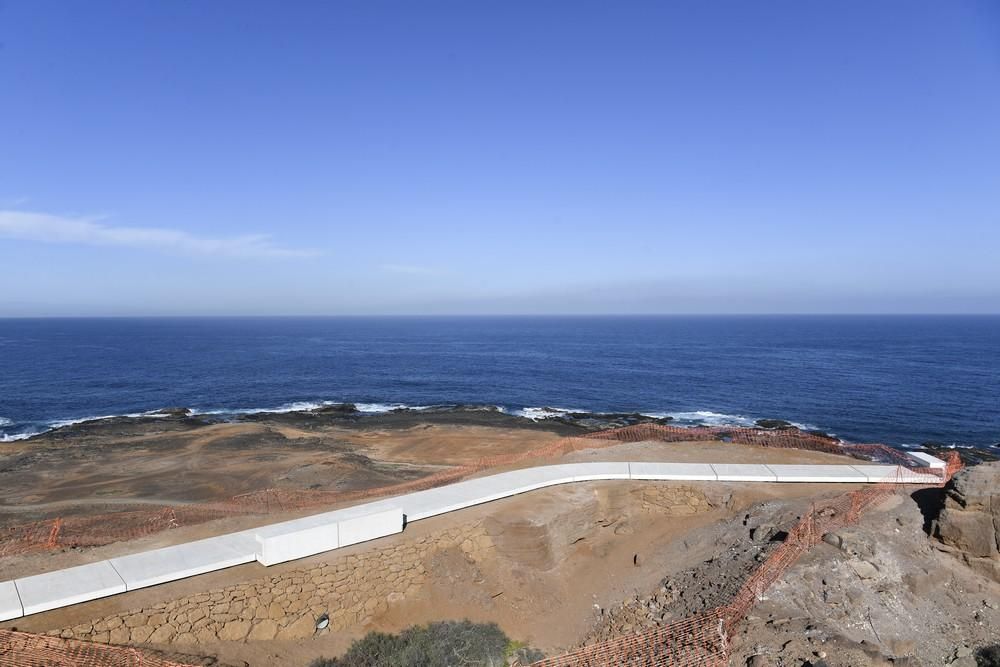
[0, 457, 945, 622]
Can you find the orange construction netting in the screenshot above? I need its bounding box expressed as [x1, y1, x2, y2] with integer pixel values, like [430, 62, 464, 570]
[0, 629, 191, 667]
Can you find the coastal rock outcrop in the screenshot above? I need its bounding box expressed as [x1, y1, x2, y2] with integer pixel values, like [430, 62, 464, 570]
[754, 419, 793, 429]
[935, 462, 1000, 582]
[156, 407, 191, 417]
[550, 411, 673, 430]
[313, 403, 358, 415]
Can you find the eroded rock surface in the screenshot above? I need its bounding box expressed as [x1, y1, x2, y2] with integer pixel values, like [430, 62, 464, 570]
[936, 462, 1000, 582]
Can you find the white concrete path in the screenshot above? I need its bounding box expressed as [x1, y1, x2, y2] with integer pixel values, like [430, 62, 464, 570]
[0, 455, 945, 622]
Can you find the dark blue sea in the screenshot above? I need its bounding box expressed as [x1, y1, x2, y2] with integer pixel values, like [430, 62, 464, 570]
[0, 316, 997, 449]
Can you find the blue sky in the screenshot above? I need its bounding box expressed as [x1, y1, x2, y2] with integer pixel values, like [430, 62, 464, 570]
[1, 1, 998, 315]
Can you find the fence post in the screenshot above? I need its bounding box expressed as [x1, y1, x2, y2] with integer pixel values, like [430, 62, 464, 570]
[46, 517, 63, 549]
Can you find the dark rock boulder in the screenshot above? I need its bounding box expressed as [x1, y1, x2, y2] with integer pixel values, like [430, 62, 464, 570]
[754, 419, 793, 429]
[157, 407, 191, 417]
[313, 403, 358, 415]
[552, 411, 673, 430]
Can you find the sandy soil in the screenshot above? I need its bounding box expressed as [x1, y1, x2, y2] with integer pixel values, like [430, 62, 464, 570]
[8, 478, 862, 666]
[585, 490, 1000, 667]
[1, 410, 940, 666]
[0, 420, 567, 513]
[0, 420, 868, 581]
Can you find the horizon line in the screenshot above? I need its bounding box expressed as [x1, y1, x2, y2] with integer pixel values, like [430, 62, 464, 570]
[1, 313, 999, 319]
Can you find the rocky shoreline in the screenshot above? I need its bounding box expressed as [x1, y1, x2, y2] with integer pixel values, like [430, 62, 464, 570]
[15, 404, 675, 444]
[18, 404, 995, 464]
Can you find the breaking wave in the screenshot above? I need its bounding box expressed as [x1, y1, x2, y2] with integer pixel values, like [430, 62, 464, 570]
[513, 406, 823, 432]
[514, 406, 586, 420]
[3, 402, 970, 450]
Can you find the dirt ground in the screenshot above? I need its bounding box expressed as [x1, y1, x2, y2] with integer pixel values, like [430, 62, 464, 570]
[0, 418, 869, 581]
[4, 410, 981, 667]
[8, 477, 868, 666]
[0, 421, 559, 514]
[585, 489, 1000, 666]
[0, 409, 854, 520]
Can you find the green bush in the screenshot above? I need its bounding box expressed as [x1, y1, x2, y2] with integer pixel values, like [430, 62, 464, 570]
[977, 645, 1000, 667]
[309, 620, 542, 667]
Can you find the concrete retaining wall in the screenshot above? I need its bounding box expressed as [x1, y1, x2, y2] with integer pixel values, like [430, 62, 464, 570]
[53, 520, 494, 645]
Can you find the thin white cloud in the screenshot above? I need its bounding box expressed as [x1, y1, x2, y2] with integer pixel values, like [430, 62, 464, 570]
[379, 263, 443, 276]
[0, 210, 319, 259]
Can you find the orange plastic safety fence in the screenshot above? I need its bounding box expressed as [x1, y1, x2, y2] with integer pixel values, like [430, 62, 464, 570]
[531, 609, 730, 667]
[0, 629, 191, 666]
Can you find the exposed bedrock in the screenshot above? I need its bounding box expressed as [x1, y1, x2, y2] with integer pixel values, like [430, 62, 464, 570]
[484, 484, 719, 571]
[934, 461, 1000, 582]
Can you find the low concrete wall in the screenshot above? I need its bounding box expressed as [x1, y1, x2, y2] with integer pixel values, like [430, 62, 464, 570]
[339, 507, 405, 548]
[255, 521, 341, 567]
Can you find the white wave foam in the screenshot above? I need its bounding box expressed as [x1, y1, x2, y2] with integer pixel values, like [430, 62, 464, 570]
[23, 402, 353, 428]
[900, 442, 977, 450]
[48, 414, 120, 429]
[355, 402, 409, 413]
[193, 401, 342, 416]
[512, 406, 764, 429]
[653, 410, 825, 433]
[516, 406, 784, 428]
[663, 410, 758, 427]
[46, 409, 180, 429]
[777, 419, 825, 433]
[355, 403, 476, 413]
[0, 431, 40, 442]
[515, 406, 584, 421]
[193, 401, 444, 416]
[137, 409, 182, 418]
[0, 417, 11, 427]
[268, 401, 337, 414]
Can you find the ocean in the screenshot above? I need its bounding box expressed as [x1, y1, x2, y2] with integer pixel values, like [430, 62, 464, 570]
[0, 316, 997, 449]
